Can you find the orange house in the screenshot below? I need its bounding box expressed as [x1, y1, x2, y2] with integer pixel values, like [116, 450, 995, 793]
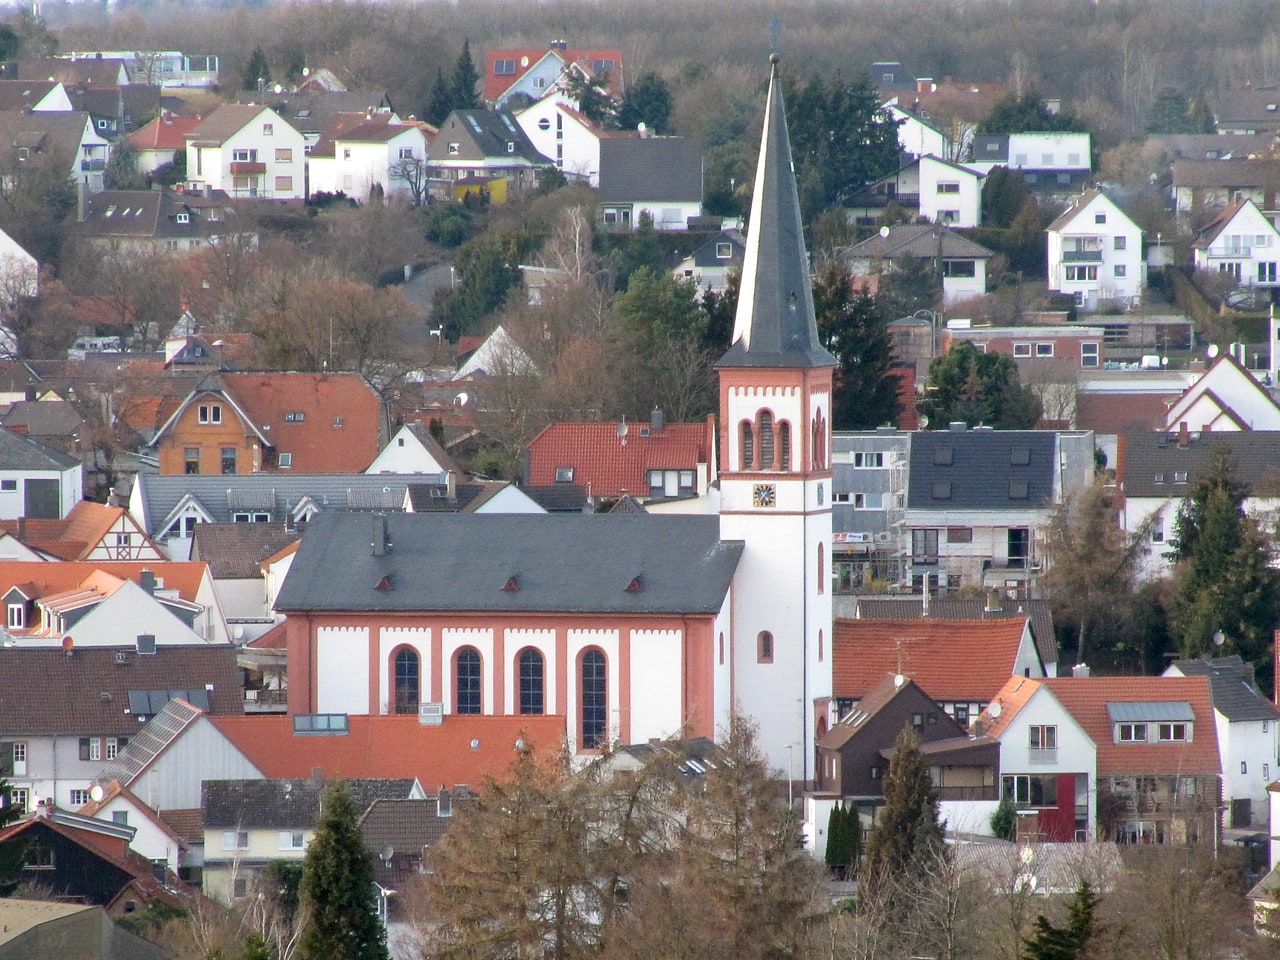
[148, 372, 388, 475]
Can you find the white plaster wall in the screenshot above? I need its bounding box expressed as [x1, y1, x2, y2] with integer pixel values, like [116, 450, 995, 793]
[918, 156, 982, 228]
[213, 578, 268, 621]
[565, 628, 619, 753]
[367, 429, 449, 474]
[442, 627, 494, 714]
[502, 628, 556, 715]
[723, 386, 804, 473]
[380, 626, 431, 714]
[1219, 715, 1277, 823]
[516, 99, 601, 185]
[476, 487, 546, 514]
[940, 798, 1001, 836]
[713, 594, 733, 734]
[996, 686, 1097, 835]
[317, 625, 370, 714]
[628, 628, 683, 741]
[98, 795, 182, 875]
[892, 109, 949, 159]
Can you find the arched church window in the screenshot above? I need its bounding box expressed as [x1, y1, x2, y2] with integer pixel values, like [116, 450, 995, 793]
[817, 543, 825, 594]
[740, 420, 754, 469]
[580, 648, 607, 748]
[759, 411, 776, 469]
[757, 630, 774, 663]
[455, 647, 482, 715]
[393, 647, 419, 714]
[778, 420, 791, 471]
[518, 648, 545, 715]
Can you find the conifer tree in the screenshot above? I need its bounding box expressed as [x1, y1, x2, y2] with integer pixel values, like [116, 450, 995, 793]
[298, 782, 388, 960]
[451, 39, 479, 112]
[813, 261, 898, 429]
[864, 726, 945, 887]
[1022, 880, 1099, 960]
[425, 67, 455, 126]
[241, 47, 271, 91]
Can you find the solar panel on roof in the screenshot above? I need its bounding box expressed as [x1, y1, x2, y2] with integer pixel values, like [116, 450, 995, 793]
[1106, 701, 1194, 722]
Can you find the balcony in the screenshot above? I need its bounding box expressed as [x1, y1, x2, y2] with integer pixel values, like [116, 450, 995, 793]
[1062, 250, 1103, 262]
[230, 161, 266, 175]
[80, 158, 105, 172]
[936, 785, 999, 801]
[1028, 748, 1058, 763]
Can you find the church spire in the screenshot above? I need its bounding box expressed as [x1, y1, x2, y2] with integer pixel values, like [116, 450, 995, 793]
[718, 54, 835, 370]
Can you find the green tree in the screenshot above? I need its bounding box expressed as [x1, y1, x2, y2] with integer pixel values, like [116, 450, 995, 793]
[562, 70, 618, 128]
[979, 91, 1086, 134]
[876, 254, 942, 322]
[825, 802, 861, 879]
[918, 341, 1042, 429]
[617, 71, 673, 133]
[451, 39, 480, 112]
[1022, 880, 1099, 960]
[786, 71, 902, 217]
[104, 139, 147, 190]
[432, 232, 526, 339]
[863, 726, 945, 887]
[425, 66, 454, 126]
[241, 47, 271, 91]
[1145, 87, 1197, 134]
[982, 167, 1033, 229]
[813, 261, 899, 428]
[990, 797, 1016, 842]
[298, 782, 388, 960]
[0, 24, 22, 62]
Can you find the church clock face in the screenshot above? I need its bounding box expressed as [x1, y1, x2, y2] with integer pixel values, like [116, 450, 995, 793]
[753, 484, 776, 508]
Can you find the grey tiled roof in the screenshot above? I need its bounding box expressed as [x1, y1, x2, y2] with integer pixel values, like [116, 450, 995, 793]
[202, 778, 417, 829]
[0, 645, 241, 737]
[69, 189, 238, 242]
[842, 224, 995, 261]
[0, 425, 82, 470]
[598, 136, 703, 204]
[907, 430, 1056, 509]
[437, 109, 550, 164]
[521, 484, 588, 512]
[1120, 431, 1280, 498]
[854, 595, 1059, 669]
[275, 512, 742, 615]
[1170, 656, 1280, 722]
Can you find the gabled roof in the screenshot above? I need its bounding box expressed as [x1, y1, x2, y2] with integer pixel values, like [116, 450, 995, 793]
[907, 430, 1057, 509]
[95, 697, 215, 787]
[189, 522, 300, 579]
[0, 110, 96, 162]
[2, 501, 155, 562]
[0, 79, 63, 111]
[818, 672, 964, 750]
[1166, 655, 1280, 722]
[525, 421, 708, 498]
[597, 136, 703, 204]
[1046, 189, 1137, 232]
[1119, 429, 1280, 498]
[0, 560, 208, 603]
[0, 399, 85, 438]
[484, 46, 624, 103]
[14, 58, 128, 87]
[975, 675, 1047, 740]
[832, 617, 1033, 702]
[227, 91, 395, 138]
[854, 595, 1059, 670]
[77, 779, 189, 850]
[209, 713, 566, 787]
[434, 110, 552, 165]
[718, 56, 835, 371]
[1041, 675, 1219, 775]
[841, 223, 995, 262]
[0, 424, 81, 471]
[202, 777, 418, 829]
[1161, 353, 1280, 430]
[275, 512, 743, 615]
[70, 188, 238, 242]
[186, 104, 288, 146]
[0, 647, 240, 737]
[1192, 197, 1258, 248]
[1213, 85, 1280, 128]
[1172, 157, 1280, 189]
[126, 112, 202, 151]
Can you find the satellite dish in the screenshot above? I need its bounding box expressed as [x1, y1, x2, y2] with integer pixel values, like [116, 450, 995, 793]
[637, 121, 646, 133]
[89, 784, 105, 803]
[520, 56, 529, 68]
[380, 844, 394, 862]
[1213, 630, 1226, 647]
[879, 225, 891, 238]
[989, 701, 1002, 718]
[1019, 845, 1035, 864]
[456, 392, 469, 407]
[514, 736, 527, 752]
[231, 625, 245, 641]
[302, 67, 311, 78]
[617, 419, 629, 447]
[470, 738, 481, 750]
[273, 84, 282, 94]
[1208, 344, 1220, 359]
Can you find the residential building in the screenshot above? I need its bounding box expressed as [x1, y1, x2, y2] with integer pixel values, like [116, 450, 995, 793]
[124, 112, 201, 174]
[147, 372, 388, 476]
[847, 155, 984, 227]
[429, 109, 553, 194]
[1046, 189, 1145, 311]
[50, 50, 220, 88]
[515, 98, 608, 185]
[1172, 158, 1280, 219]
[404, 479, 547, 515]
[76, 779, 192, 879]
[0, 110, 110, 193]
[0, 226, 37, 300]
[0, 899, 170, 959]
[1164, 656, 1280, 827]
[672, 229, 745, 293]
[830, 429, 910, 588]
[0, 645, 241, 812]
[1211, 85, 1280, 136]
[0, 426, 83, 520]
[0, 79, 75, 112]
[0, 499, 163, 561]
[189, 522, 300, 622]
[307, 120, 429, 202]
[1192, 197, 1280, 304]
[484, 43, 624, 109]
[888, 105, 952, 161]
[185, 104, 307, 200]
[359, 795, 459, 921]
[226, 90, 396, 153]
[598, 136, 703, 231]
[941, 324, 1107, 373]
[366, 421, 460, 475]
[1163, 353, 1280, 432]
[68, 188, 244, 257]
[968, 131, 1092, 193]
[832, 616, 1043, 723]
[840, 225, 994, 304]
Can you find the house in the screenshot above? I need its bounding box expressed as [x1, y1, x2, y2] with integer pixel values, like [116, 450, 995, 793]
[893, 78, 1011, 161]
[189, 522, 300, 622]
[0, 898, 169, 960]
[904, 427, 1095, 593]
[1148, 132, 1276, 162]
[38, 50, 219, 89]
[227, 90, 397, 153]
[1041, 675, 1221, 845]
[1212, 85, 1280, 135]
[0, 79, 75, 112]
[941, 324, 1107, 373]
[967, 131, 1092, 192]
[1172, 158, 1280, 219]
[68, 187, 244, 257]
[366, 421, 460, 475]
[124, 111, 202, 174]
[184, 104, 307, 200]
[147, 372, 388, 476]
[67, 85, 162, 142]
[597, 136, 703, 231]
[0, 499, 163, 561]
[484, 43, 624, 109]
[524, 414, 712, 506]
[404, 478, 547, 515]
[429, 109, 553, 195]
[839, 224, 994, 304]
[0, 559, 230, 645]
[1117, 429, 1280, 579]
[851, 595, 1060, 678]
[832, 616, 1043, 725]
[0, 426, 83, 520]
[0, 645, 241, 812]
[515, 98, 609, 185]
[1164, 655, 1280, 827]
[76, 779, 191, 879]
[0, 225, 38, 300]
[1163, 353, 1280, 433]
[1046, 189, 1145, 311]
[1192, 197, 1280, 304]
[12, 58, 130, 87]
[829, 429, 910, 588]
[201, 777, 422, 902]
[359, 795, 459, 918]
[0, 110, 111, 193]
[452, 323, 536, 379]
[0, 399, 87, 460]
[306, 120, 429, 202]
[888, 105, 952, 161]
[816, 673, 995, 811]
[977, 675, 1097, 842]
[672, 229, 745, 293]
[846, 155, 984, 227]
[1074, 368, 1199, 436]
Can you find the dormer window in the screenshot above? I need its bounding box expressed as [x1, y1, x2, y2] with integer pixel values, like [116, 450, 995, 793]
[7, 602, 24, 629]
[555, 466, 574, 482]
[175, 212, 189, 224]
[506, 141, 516, 153]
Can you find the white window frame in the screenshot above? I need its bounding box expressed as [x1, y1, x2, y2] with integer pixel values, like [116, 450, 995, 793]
[198, 404, 222, 425]
[222, 830, 250, 850]
[1013, 342, 1032, 357]
[1158, 722, 1189, 742]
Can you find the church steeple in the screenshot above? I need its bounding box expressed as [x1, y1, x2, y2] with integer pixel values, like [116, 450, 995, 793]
[718, 54, 836, 370]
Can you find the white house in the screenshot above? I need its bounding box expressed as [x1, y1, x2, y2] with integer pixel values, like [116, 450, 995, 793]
[306, 121, 429, 201]
[0, 225, 38, 300]
[1046, 189, 1145, 311]
[1164, 656, 1280, 828]
[1164, 353, 1280, 432]
[0, 427, 82, 520]
[515, 98, 605, 185]
[598, 136, 703, 231]
[185, 105, 307, 200]
[840, 224, 994, 305]
[78, 781, 189, 877]
[1192, 198, 1280, 301]
[888, 104, 953, 160]
[367, 422, 460, 475]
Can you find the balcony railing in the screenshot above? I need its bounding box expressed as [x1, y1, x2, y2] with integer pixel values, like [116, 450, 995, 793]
[1029, 748, 1058, 763]
[936, 785, 999, 801]
[230, 161, 266, 175]
[1063, 250, 1103, 262]
[80, 158, 106, 172]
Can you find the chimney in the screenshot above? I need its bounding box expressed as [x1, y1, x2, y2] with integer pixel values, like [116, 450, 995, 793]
[139, 569, 156, 595]
[1072, 663, 1091, 678]
[949, 421, 967, 431]
[916, 78, 934, 93]
[371, 515, 388, 556]
[972, 719, 984, 738]
[438, 785, 453, 817]
[985, 588, 1002, 613]
[921, 570, 931, 616]
[76, 181, 89, 223]
[446, 470, 457, 501]
[1178, 421, 1189, 447]
[650, 407, 664, 432]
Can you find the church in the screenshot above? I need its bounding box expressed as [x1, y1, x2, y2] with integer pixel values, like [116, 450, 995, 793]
[275, 56, 836, 780]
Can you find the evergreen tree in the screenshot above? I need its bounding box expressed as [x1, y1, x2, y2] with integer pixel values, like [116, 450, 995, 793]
[617, 71, 673, 133]
[875, 253, 942, 323]
[241, 47, 271, 91]
[298, 782, 388, 960]
[1145, 87, 1196, 134]
[863, 726, 945, 886]
[425, 66, 455, 126]
[825, 803, 845, 873]
[562, 70, 618, 128]
[451, 39, 479, 112]
[990, 797, 1016, 841]
[981, 167, 1033, 229]
[1022, 880, 1099, 960]
[918, 341, 1042, 429]
[979, 90, 1086, 134]
[812, 261, 899, 428]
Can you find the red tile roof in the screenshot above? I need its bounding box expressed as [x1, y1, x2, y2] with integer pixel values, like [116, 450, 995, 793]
[525, 420, 709, 497]
[833, 617, 1031, 702]
[209, 714, 566, 788]
[977, 675, 1045, 740]
[126, 112, 202, 152]
[1074, 391, 1176, 434]
[0, 560, 208, 604]
[0, 501, 156, 561]
[484, 47, 624, 103]
[1041, 675, 1219, 776]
